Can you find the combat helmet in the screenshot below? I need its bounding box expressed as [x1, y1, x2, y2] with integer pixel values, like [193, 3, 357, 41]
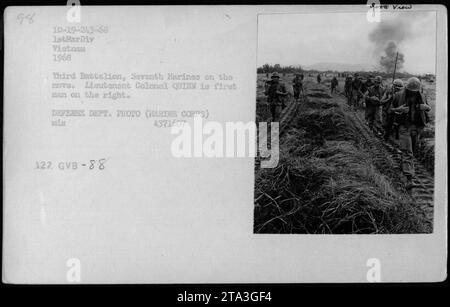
[393, 79, 404, 88]
[405, 77, 421, 92]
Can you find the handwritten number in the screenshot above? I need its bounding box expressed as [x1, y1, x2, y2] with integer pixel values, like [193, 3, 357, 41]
[17, 13, 35, 25]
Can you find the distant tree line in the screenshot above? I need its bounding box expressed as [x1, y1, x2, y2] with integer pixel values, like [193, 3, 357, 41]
[257, 64, 304, 74]
[257, 64, 432, 80]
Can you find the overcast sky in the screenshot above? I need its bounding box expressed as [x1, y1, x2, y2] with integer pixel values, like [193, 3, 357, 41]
[257, 11, 436, 74]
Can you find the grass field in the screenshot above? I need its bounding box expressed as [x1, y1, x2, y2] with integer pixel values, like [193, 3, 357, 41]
[254, 75, 433, 234]
[256, 72, 436, 153]
[257, 72, 436, 168]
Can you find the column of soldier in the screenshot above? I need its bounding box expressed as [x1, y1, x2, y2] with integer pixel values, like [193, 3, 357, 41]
[343, 73, 431, 189]
[264, 71, 431, 190]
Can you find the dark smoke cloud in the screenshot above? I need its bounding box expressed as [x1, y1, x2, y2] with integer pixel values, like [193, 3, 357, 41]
[380, 41, 404, 73]
[369, 18, 412, 73]
[368, 19, 412, 50]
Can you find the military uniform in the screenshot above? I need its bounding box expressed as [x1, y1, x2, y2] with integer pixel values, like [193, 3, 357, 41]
[380, 79, 404, 141]
[362, 78, 374, 121]
[391, 85, 430, 182]
[265, 75, 288, 121]
[364, 84, 385, 131]
[380, 89, 396, 141]
[344, 77, 352, 104]
[361, 78, 374, 93]
[330, 77, 338, 94]
[350, 77, 363, 108]
[292, 75, 304, 100]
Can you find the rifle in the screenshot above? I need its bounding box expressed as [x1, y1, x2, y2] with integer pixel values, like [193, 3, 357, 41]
[392, 52, 399, 82]
[391, 52, 401, 139]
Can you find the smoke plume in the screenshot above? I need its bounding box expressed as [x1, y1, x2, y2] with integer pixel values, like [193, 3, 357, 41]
[368, 19, 412, 73]
[380, 41, 404, 73]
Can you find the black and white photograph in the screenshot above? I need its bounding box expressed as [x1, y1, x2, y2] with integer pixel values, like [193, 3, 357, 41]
[254, 11, 437, 234]
[2, 3, 447, 286]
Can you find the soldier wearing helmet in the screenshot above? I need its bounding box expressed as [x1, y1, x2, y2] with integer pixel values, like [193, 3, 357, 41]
[265, 72, 288, 121]
[392, 78, 404, 88]
[362, 75, 374, 122]
[292, 73, 304, 101]
[344, 75, 353, 103]
[380, 78, 404, 141]
[350, 73, 363, 109]
[363, 75, 385, 132]
[390, 77, 431, 189]
[330, 75, 339, 95]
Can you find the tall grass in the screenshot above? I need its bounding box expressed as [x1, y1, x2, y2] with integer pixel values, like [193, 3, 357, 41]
[254, 94, 430, 234]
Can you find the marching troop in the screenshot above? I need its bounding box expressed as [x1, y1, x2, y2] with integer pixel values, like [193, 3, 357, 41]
[264, 72, 432, 189]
